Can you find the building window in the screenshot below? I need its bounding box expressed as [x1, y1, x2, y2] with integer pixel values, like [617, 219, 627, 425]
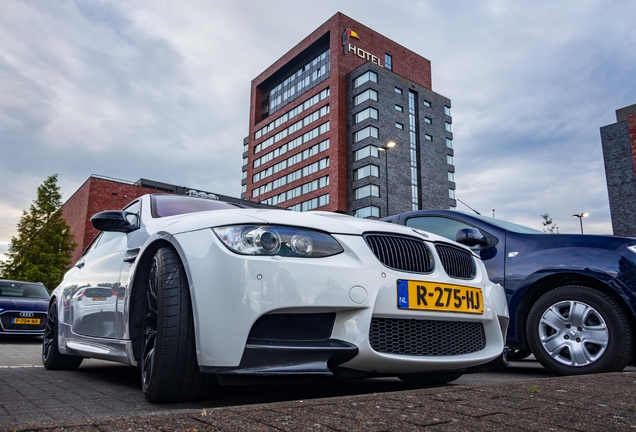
[354, 107, 379, 124]
[354, 126, 379, 142]
[448, 172, 454, 182]
[253, 139, 330, 183]
[255, 88, 330, 140]
[253, 122, 330, 168]
[242, 157, 248, 168]
[254, 105, 330, 154]
[394, 87, 402, 95]
[262, 48, 330, 118]
[423, 100, 431, 108]
[354, 184, 380, 200]
[354, 71, 378, 88]
[385, 54, 392, 70]
[444, 106, 451, 116]
[395, 104, 403, 112]
[425, 134, 432, 141]
[354, 89, 379, 106]
[424, 117, 432, 124]
[253, 157, 330, 198]
[445, 122, 452, 132]
[287, 194, 329, 212]
[408, 90, 420, 210]
[447, 155, 454, 165]
[354, 206, 380, 219]
[354, 164, 379, 180]
[449, 189, 456, 199]
[446, 138, 453, 148]
[355, 145, 379, 161]
[261, 176, 329, 206]
[395, 122, 404, 130]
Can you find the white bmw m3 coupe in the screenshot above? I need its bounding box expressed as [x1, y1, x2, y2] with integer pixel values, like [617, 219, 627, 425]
[43, 194, 508, 402]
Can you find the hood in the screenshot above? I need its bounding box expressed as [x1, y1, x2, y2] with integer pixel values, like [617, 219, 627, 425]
[0, 298, 49, 312]
[146, 207, 467, 247]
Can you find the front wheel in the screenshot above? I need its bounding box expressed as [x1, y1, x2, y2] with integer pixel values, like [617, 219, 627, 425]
[42, 300, 83, 370]
[140, 247, 216, 403]
[398, 371, 464, 386]
[526, 286, 634, 375]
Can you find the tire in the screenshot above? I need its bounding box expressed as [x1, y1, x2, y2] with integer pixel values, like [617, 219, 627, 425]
[42, 299, 83, 370]
[507, 348, 532, 361]
[526, 285, 634, 375]
[398, 371, 464, 386]
[140, 247, 216, 403]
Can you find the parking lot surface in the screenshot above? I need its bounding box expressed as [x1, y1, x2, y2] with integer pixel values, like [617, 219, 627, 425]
[1, 336, 635, 430]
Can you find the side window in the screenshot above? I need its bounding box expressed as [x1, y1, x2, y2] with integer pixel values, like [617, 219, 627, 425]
[405, 216, 474, 242]
[123, 200, 141, 226]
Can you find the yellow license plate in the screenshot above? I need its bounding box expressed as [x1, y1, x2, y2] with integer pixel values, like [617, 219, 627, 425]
[397, 280, 484, 314]
[13, 318, 41, 325]
[92, 297, 106, 301]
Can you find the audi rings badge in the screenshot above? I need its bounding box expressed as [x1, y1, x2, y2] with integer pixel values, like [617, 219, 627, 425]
[19, 312, 35, 318]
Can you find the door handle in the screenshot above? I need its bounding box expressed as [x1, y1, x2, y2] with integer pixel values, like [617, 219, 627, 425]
[75, 260, 85, 269]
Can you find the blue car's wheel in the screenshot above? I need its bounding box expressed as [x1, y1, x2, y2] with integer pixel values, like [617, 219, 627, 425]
[526, 286, 634, 375]
[140, 247, 215, 403]
[42, 299, 83, 370]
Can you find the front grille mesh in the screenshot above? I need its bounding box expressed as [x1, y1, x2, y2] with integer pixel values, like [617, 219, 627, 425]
[369, 317, 486, 356]
[0, 312, 47, 332]
[435, 244, 476, 279]
[365, 235, 433, 273]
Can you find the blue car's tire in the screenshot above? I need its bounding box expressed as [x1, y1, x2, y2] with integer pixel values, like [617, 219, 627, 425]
[526, 285, 634, 375]
[140, 247, 216, 403]
[42, 299, 83, 370]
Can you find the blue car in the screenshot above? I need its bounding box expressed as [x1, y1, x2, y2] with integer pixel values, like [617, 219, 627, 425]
[383, 210, 636, 376]
[0, 280, 50, 335]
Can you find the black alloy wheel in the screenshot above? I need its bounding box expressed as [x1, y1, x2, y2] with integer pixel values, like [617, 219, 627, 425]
[140, 247, 216, 403]
[526, 285, 634, 375]
[42, 299, 83, 370]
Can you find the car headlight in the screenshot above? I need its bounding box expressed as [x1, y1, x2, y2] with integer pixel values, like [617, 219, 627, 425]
[213, 225, 344, 257]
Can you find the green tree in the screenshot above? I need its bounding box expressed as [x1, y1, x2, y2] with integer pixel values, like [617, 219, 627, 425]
[0, 174, 76, 291]
[540, 212, 557, 234]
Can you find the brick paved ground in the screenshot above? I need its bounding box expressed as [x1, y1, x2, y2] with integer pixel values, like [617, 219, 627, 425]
[1, 366, 634, 431]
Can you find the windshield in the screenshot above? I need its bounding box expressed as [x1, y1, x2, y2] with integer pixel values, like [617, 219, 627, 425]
[0, 281, 50, 299]
[468, 213, 544, 234]
[151, 194, 244, 218]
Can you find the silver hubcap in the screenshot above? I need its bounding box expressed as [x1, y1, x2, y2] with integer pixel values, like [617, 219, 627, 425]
[538, 300, 608, 366]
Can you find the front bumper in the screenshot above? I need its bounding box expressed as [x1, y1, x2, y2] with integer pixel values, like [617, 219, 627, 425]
[173, 229, 509, 376]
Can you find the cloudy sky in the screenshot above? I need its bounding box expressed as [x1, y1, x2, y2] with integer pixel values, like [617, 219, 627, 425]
[1, 0, 635, 259]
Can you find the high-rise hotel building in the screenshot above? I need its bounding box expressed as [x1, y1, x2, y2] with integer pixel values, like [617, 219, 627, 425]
[241, 12, 456, 217]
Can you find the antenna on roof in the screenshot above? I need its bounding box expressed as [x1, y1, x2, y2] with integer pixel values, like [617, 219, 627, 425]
[457, 199, 481, 215]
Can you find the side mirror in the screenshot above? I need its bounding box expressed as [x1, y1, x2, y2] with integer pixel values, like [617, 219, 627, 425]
[91, 211, 138, 233]
[456, 228, 489, 248]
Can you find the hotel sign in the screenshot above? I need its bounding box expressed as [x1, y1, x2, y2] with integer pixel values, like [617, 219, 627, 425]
[342, 28, 383, 67]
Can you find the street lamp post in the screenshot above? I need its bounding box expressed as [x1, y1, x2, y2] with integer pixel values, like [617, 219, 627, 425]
[378, 141, 396, 217]
[572, 212, 588, 234]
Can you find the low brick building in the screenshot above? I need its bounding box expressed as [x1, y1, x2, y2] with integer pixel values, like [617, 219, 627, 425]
[62, 175, 274, 264]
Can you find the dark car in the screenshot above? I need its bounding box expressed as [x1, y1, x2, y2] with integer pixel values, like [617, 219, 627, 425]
[383, 210, 636, 376]
[0, 280, 50, 335]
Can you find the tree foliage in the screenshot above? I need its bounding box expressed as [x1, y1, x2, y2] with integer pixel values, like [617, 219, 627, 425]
[540, 212, 557, 234]
[0, 175, 76, 290]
